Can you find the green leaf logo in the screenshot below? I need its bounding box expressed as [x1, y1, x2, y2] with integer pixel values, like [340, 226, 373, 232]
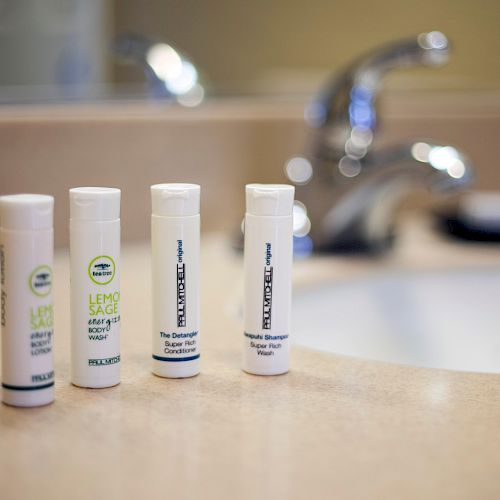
[88, 256, 116, 285]
[29, 265, 53, 297]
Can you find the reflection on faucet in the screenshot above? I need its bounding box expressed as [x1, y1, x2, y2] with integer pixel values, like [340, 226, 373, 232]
[114, 33, 205, 106]
[286, 31, 473, 253]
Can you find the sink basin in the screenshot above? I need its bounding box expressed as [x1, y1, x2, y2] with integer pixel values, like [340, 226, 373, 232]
[293, 268, 500, 373]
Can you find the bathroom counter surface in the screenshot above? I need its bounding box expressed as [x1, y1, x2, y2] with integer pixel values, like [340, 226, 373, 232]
[1, 219, 500, 500]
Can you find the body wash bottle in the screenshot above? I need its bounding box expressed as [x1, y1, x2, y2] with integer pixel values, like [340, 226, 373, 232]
[70, 187, 121, 388]
[0, 194, 55, 407]
[243, 184, 294, 375]
[151, 183, 200, 378]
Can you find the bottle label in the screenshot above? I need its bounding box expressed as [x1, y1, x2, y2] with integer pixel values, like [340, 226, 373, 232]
[1, 244, 6, 328]
[153, 238, 199, 363]
[177, 239, 186, 327]
[28, 263, 54, 386]
[86, 255, 120, 367]
[245, 241, 289, 360]
[1, 253, 54, 391]
[262, 243, 273, 330]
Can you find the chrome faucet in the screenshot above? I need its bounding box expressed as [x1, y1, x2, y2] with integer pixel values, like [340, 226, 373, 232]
[287, 31, 473, 252]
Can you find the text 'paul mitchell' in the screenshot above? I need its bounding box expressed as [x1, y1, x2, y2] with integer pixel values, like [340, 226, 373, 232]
[262, 242, 273, 330]
[177, 239, 186, 327]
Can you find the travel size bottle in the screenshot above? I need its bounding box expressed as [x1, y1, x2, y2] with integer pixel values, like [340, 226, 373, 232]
[243, 184, 294, 375]
[70, 187, 121, 388]
[151, 183, 200, 378]
[0, 194, 55, 406]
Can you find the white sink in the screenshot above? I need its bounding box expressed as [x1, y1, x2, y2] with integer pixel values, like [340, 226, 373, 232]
[293, 268, 500, 373]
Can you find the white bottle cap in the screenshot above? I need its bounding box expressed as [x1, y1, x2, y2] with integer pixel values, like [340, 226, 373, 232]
[70, 187, 121, 221]
[151, 183, 200, 217]
[0, 194, 54, 231]
[246, 184, 295, 216]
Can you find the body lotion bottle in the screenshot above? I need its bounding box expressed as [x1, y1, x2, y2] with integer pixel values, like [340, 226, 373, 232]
[151, 184, 200, 378]
[70, 187, 121, 388]
[243, 184, 294, 375]
[0, 194, 55, 407]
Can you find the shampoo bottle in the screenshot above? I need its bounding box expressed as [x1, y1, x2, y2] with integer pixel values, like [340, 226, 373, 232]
[243, 184, 294, 375]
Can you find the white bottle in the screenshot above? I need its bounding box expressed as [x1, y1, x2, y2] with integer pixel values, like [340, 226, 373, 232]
[243, 184, 294, 375]
[151, 183, 200, 378]
[70, 187, 121, 388]
[0, 194, 55, 407]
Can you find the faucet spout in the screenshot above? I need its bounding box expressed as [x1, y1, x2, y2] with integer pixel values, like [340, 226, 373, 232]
[307, 31, 449, 161]
[114, 33, 205, 102]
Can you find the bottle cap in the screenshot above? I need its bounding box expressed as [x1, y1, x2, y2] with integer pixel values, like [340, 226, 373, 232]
[70, 187, 121, 221]
[151, 183, 200, 217]
[0, 194, 54, 231]
[246, 184, 295, 216]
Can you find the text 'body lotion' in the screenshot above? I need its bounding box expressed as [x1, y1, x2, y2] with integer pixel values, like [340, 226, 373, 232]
[0, 194, 55, 407]
[151, 184, 200, 378]
[243, 184, 294, 375]
[70, 187, 121, 388]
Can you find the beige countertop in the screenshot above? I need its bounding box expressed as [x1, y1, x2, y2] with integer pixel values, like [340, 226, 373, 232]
[1, 218, 500, 500]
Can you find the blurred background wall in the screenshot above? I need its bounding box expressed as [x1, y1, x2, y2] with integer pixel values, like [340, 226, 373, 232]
[113, 0, 500, 93]
[0, 0, 111, 88]
[1, 0, 498, 94]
